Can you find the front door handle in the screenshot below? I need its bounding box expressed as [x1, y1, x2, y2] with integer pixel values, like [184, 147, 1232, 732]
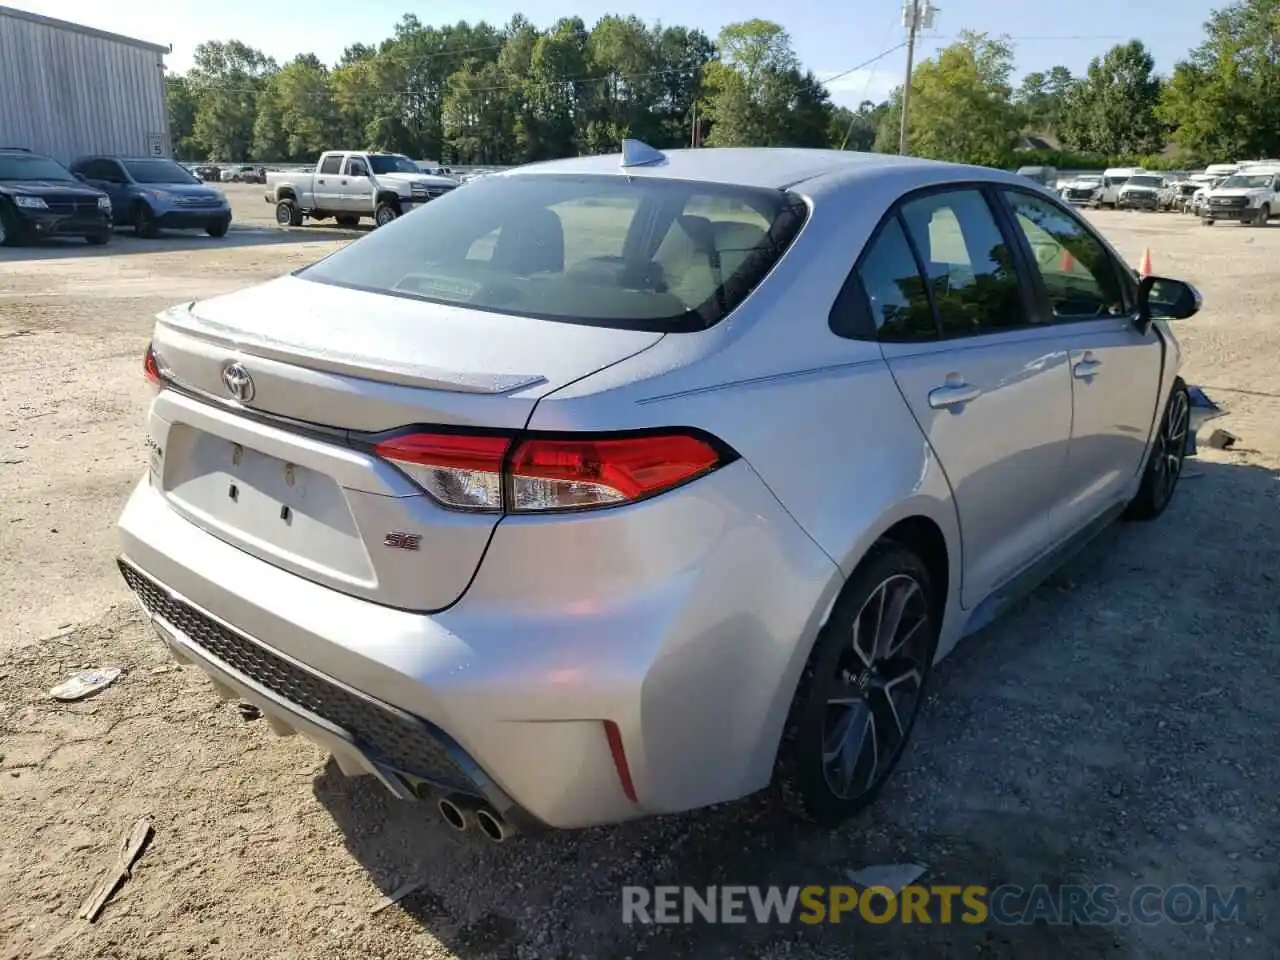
[928, 381, 981, 409]
[1073, 352, 1103, 378]
[340, 179, 348, 185]
[317, 179, 326, 185]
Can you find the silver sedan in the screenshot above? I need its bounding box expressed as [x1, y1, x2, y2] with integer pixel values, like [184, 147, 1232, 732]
[117, 142, 1201, 838]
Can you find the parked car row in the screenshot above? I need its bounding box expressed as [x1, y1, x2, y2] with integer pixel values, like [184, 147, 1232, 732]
[189, 164, 266, 184]
[1053, 161, 1280, 226]
[0, 147, 233, 247]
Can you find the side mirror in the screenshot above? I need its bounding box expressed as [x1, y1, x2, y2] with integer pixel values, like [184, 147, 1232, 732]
[73, 172, 86, 182]
[1138, 275, 1201, 328]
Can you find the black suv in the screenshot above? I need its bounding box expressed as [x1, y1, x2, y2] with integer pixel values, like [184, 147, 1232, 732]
[0, 148, 113, 247]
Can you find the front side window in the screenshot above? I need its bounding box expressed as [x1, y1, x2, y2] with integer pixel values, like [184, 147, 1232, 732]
[299, 174, 807, 332]
[1002, 191, 1129, 321]
[898, 189, 1026, 337]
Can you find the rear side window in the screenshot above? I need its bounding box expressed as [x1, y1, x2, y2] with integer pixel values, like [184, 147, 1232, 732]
[298, 174, 808, 332]
[899, 190, 1026, 337]
[854, 218, 938, 341]
[319, 155, 342, 175]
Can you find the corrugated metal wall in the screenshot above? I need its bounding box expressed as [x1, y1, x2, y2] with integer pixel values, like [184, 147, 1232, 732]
[0, 10, 168, 164]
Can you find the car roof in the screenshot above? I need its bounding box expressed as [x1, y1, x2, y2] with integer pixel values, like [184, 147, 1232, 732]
[502, 146, 1008, 193]
[75, 155, 179, 162]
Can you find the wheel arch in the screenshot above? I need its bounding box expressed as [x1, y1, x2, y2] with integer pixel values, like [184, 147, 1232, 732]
[375, 189, 402, 207]
[756, 497, 963, 784]
[275, 187, 297, 202]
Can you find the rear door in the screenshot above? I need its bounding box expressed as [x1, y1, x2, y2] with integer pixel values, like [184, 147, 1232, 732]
[76, 158, 129, 214]
[996, 187, 1162, 538]
[870, 187, 1074, 607]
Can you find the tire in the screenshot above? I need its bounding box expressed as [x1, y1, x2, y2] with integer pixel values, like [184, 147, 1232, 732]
[0, 200, 19, 247]
[335, 215, 360, 228]
[1254, 205, 1269, 227]
[774, 543, 940, 825]
[1123, 377, 1190, 522]
[275, 200, 303, 227]
[133, 203, 159, 238]
[374, 202, 399, 227]
[206, 220, 230, 238]
[84, 233, 110, 246]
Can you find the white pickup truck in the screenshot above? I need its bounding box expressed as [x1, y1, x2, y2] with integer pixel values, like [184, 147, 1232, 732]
[265, 151, 458, 229]
[1200, 167, 1280, 226]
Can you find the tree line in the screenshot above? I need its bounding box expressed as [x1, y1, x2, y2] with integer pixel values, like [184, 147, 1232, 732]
[166, 0, 1280, 170]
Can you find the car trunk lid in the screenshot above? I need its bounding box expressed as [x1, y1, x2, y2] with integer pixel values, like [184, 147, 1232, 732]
[147, 275, 664, 610]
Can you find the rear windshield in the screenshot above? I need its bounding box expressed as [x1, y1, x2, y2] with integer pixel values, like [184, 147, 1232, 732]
[298, 173, 808, 331]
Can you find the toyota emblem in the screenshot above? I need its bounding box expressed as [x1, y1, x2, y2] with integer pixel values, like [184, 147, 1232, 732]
[222, 362, 255, 403]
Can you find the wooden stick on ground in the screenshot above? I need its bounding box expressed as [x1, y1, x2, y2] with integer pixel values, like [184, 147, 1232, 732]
[78, 817, 154, 923]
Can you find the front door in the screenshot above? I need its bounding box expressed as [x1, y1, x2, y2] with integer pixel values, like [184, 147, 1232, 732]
[998, 189, 1164, 539]
[866, 188, 1074, 607]
[337, 156, 372, 213]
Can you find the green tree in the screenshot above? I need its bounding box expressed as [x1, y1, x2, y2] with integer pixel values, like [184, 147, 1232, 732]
[876, 32, 1021, 166]
[1058, 40, 1165, 155]
[253, 54, 338, 161]
[703, 19, 832, 147]
[1159, 0, 1280, 161]
[188, 40, 277, 161]
[165, 76, 201, 160]
[524, 17, 590, 159]
[1015, 65, 1074, 133]
[831, 99, 889, 150]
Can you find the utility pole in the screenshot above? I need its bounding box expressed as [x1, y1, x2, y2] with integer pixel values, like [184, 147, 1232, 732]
[898, 0, 936, 156]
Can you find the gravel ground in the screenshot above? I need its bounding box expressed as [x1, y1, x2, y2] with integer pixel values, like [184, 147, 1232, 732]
[1, 192, 1278, 960]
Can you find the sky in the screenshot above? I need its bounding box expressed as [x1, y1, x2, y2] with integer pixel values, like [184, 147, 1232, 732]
[8, 0, 1217, 107]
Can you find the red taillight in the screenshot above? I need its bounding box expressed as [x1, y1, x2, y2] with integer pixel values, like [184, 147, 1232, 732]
[373, 429, 729, 513]
[143, 342, 163, 389]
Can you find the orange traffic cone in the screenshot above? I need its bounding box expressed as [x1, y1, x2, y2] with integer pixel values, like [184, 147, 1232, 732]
[1138, 247, 1153, 276]
[1059, 248, 1076, 271]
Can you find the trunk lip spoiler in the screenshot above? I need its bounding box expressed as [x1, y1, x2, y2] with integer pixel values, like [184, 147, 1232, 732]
[156, 305, 548, 396]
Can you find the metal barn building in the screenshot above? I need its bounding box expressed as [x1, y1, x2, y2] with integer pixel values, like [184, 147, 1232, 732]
[0, 5, 170, 164]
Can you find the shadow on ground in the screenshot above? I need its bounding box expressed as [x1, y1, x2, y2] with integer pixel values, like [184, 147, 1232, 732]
[314, 456, 1279, 960]
[0, 223, 360, 261]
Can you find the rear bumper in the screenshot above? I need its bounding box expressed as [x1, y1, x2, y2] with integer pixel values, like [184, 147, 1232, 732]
[117, 462, 840, 828]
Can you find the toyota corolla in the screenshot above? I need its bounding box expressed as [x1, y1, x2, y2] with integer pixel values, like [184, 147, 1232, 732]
[118, 142, 1202, 840]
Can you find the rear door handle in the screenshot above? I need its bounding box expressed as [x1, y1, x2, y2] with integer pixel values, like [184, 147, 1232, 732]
[317, 179, 325, 185]
[928, 382, 981, 409]
[1073, 352, 1102, 378]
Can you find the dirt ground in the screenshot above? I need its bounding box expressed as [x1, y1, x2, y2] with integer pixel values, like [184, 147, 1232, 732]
[1, 188, 1278, 960]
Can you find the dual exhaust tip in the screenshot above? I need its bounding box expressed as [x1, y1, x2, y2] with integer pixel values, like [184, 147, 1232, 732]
[437, 794, 514, 842]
